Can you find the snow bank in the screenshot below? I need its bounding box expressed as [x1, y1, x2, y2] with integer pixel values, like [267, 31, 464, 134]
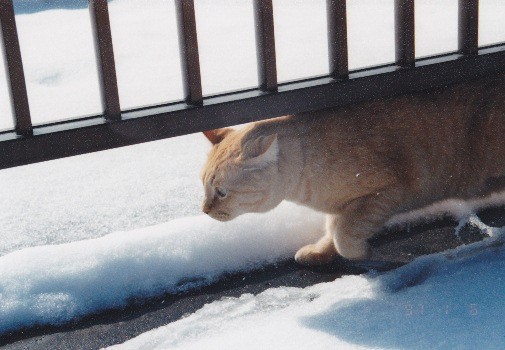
[0, 202, 324, 334]
[3, 185, 505, 336]
[110, 231, 505, 350]
[387, 191, 505, 226]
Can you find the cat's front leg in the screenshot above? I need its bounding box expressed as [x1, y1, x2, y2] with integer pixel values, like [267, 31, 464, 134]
[294, 203, 388, 265]
[294, 215, 339, 266]
[295, 187, 403, 265]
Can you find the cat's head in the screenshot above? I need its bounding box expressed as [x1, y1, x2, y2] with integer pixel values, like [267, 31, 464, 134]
[200, 127, 282, 221]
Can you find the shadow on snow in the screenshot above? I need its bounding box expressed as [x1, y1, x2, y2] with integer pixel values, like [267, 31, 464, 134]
[302, 250, 505, 350]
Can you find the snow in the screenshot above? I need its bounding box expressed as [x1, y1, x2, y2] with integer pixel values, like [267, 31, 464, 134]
[2, 183, 504, 335]
[195, 0, 258, 93]
[12, 4, 102, 125]
[109, 230, 505, 350]
[415, 0, 458, 58]
[0, 202, 324, 334]
[273, 0, 329, 82]
[108, 0, 183, 109]
[2, 0, 504, 129]
[0, 133, 209, 257]
[109, 276, 374, 350]
[1, 0, 505, 347]
[388, 191, 505, 227]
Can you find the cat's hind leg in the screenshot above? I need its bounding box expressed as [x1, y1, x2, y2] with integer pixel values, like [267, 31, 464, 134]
[294, 215, 339, 266]
[333, 187, 403, 260]
[294, 186, 404, 265]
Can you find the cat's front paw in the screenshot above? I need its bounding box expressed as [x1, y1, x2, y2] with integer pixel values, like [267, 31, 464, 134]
[295, 244, 336, 266]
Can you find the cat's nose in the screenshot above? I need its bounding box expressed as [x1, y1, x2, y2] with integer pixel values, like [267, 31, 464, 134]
[202, 205, 211, 214]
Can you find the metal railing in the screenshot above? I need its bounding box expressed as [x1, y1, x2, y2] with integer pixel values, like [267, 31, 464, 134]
[0, 0, 503, 169]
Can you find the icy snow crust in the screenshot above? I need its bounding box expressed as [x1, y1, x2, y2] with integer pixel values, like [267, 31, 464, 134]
[110, 232, 505, 350]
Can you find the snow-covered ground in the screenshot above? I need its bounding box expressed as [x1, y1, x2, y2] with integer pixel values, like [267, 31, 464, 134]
[110, 233, 505, 350]
[0, 133, 208, 257]
[1, 0, 505, 347]
[0, 202, 325, 335]
[2, 191, 505, 338]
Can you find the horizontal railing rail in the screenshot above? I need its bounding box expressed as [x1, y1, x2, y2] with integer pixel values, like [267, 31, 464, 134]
[0, 0, 504, 170]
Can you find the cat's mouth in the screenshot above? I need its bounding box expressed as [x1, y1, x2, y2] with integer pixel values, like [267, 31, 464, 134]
[211, 211, 232, 222]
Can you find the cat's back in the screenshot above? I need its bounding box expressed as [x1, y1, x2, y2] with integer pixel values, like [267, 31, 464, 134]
[252, 73, 505, 173]
[281, 73, 505, 199]
[301, 74, 504, 151]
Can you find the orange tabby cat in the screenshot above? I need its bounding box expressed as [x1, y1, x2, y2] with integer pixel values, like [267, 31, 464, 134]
[200, 74, 505, 266]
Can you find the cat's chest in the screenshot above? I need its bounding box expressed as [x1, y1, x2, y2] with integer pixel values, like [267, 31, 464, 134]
[292, 176, 348, 213]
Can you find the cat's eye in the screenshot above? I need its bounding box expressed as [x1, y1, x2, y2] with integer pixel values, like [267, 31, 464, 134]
[215, 187, 227, 198]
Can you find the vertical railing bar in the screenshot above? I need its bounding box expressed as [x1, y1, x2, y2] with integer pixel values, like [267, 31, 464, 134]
[395, 0, 415, 67]
[327, 0, 349, 79]
[175, 0, 203, 105]
[253, 0, 278, 91]
[0, 0, 32, 136]
[89, 0, 121, 121]
[458, 0, 479, 55]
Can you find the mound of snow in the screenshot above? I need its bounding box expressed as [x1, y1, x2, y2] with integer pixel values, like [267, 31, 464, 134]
[0, 202, 324, 334]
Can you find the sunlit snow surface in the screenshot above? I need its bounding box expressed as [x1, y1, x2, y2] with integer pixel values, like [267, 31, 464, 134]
[110, 233, 505, 350]
[0, 203, 324, 334]
[1, 0, 505, 346]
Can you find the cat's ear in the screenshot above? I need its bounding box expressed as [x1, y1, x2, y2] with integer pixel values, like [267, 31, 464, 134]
[242, 134, 279, 168]
[203, 128, 232, 145]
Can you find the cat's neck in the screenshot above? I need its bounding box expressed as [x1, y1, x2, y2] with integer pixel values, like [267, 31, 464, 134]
[246, 116, 309, 204]
[275, 130, 308, 204]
